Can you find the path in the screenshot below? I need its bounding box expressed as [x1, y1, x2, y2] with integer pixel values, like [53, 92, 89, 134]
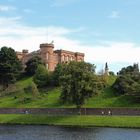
[0, 108, 140, 116]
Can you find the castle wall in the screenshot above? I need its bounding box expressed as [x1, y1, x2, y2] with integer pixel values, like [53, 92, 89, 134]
[17, 43, 84, 71]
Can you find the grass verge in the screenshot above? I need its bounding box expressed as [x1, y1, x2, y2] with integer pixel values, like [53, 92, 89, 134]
[0, 115, 140, 128]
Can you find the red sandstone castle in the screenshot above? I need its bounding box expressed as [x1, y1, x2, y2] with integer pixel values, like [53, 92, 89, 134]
[17, 42, 85, 71]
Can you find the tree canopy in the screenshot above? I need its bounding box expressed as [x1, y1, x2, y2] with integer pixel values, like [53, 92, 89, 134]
[59, 61, 103, 108]
[33, 64, 49, 88]
[25, 55, 44, 76]
[113, 64, 140, 99]
[117, 63, 139, 75]
[51, 63, 64, 86]
[0, 46, 22, 89]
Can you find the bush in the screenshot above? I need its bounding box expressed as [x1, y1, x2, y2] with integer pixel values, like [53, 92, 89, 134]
[33, 65, 49, 88]
[24, 82, 39, 99]
[19, 97, 32, 104]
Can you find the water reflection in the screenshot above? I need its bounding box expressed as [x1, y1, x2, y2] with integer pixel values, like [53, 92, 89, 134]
[0, 125, 140, 140]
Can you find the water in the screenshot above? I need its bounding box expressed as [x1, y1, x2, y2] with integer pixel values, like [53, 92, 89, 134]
[0, 125, 140, 140]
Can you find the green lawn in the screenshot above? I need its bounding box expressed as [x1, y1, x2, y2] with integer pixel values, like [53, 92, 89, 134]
[0, 114, 140, 128]
[0, 76, 140, 108]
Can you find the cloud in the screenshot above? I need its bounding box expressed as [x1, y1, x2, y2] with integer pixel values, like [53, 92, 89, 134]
[50, 0, 79, 7]
[0, 16, 140, 73]
[0, 16, 21, 25]
[0, 5, 16, 12]
[108, 11, 120, 19]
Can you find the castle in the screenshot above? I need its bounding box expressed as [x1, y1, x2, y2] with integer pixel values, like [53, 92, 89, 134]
[16, 42, 85, 71]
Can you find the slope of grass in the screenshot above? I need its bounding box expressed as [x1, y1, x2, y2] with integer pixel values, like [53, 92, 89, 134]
[84, 75, 140, 108]
[0, 75, 140, 108]
[0, 77, 75, 108]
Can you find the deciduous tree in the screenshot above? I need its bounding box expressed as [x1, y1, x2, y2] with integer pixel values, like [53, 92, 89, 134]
[60, 61, 102, 108]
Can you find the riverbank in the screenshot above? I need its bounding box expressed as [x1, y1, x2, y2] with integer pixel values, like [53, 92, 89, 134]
[0, 115, 140, 128]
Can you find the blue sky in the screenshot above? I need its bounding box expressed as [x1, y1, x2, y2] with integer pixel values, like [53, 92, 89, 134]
[0, 0, 140, 73]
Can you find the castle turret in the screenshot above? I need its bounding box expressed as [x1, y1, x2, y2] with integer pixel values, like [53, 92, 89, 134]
[40, 43, 54, 71]
[22, 49, 28, 54]
[21, 49, 29, 64]
[75, 52, 84, 61]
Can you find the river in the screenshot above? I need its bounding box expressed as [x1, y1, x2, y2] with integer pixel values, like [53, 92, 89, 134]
[0, 125, 140, 140]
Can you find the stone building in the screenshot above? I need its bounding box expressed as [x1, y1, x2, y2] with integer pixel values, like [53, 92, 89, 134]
[16, 42, 85, 71]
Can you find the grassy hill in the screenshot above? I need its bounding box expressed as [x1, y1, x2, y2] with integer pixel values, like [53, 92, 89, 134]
[0, 75, 140, 108]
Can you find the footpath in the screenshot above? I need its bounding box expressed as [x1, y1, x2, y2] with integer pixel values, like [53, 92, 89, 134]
[0, 108, 140, 116]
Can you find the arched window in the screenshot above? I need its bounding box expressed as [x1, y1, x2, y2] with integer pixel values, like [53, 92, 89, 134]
[61, 55, 64, 61]
[66, 56, 69, 61]
[46, 53, 49, 60]
[68, 56, 71, 61]
[64, 56, 67, 61]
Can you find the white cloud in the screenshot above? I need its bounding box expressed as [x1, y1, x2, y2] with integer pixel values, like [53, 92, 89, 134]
[0, 16, 140, 73]
[0, 17, 21, 26]
[50, 0, 79, 7]
[109, 11, 120, 19]
[0, 5, 16, 12]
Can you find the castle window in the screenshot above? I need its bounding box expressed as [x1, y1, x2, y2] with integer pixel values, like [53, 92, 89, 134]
[62, 55, 64, 61]
[46, 63, 49, 69]
[64, 56, 67, 61]
[66, 56, 69, 61]
[46, 53, 49, 60]
[68, 56, 71, 61]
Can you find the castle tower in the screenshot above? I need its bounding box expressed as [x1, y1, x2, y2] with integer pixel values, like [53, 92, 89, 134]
[22, 49, 28, 63]
[105, 62, 109, 75]
[40, 43, 54, 71]
[22, 49, 28, 59]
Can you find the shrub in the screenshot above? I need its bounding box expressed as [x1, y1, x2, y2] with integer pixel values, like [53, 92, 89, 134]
[33, 65, 49, 88]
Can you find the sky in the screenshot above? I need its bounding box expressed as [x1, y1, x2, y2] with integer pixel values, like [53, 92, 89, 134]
[0, 0, 140, 73]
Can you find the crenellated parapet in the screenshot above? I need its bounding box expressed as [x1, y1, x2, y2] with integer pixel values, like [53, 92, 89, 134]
[16, 42, 85, 71]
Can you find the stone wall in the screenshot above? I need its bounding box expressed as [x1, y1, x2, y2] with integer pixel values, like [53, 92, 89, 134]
[0, 108, 140, 116]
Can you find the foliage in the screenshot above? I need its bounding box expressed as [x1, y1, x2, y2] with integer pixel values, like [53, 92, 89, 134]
[98, 74, 108, 87]
[25, 82, 39, 96]
[25, 55, 43, 76]
[60, 61, 103, 108]
[33, 65, 49, 88]
[109, 71, 115, 76]
[0, 46, 22, 90]
[113, 64, 140, 100]
[1, 75, 140, 108]
[30, 82, 39, 99]
[117, 63, 139, 75]
[51, 63, 64, 86]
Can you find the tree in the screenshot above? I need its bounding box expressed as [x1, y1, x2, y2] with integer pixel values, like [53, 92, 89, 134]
[33, 65, 49, 87]
[51, 63, 64, 86]
[25, 55, 43, 76]
[60, 61, 102, 108]
[0, 46, 22, 89]
[113, 64, 140, 99]
[109, 71, 115, 76]
[117, 63, 139, 75]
